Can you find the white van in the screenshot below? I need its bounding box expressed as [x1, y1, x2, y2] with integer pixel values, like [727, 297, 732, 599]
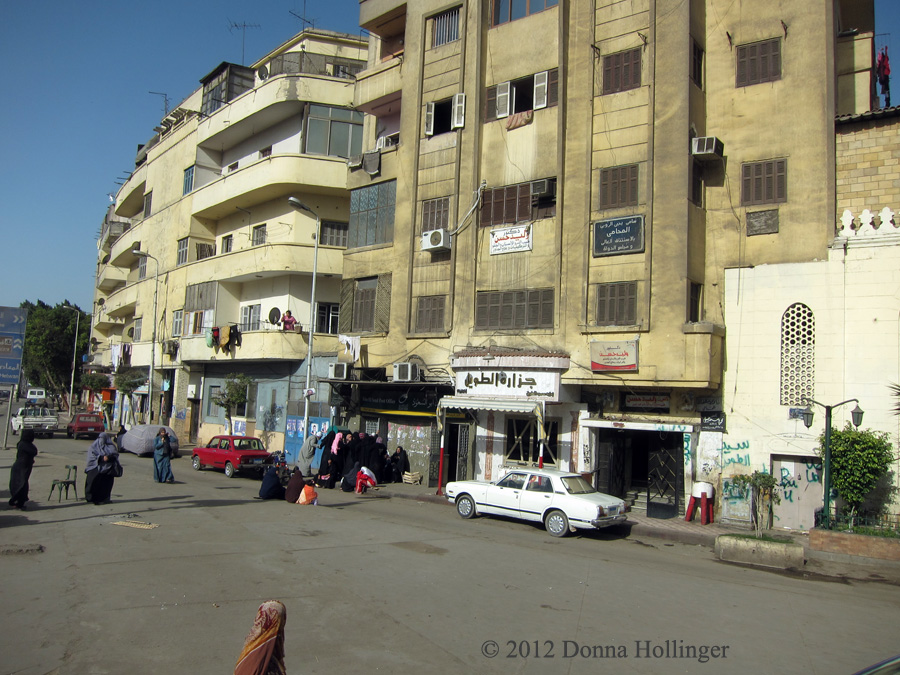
[26, 388, 47, 404]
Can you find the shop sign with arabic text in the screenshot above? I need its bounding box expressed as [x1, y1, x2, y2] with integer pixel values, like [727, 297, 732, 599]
[455, 369, 559, 401]
[593, 215, 645, 257]
[490, 224, 532, 254]
[590, 340, 638, 372]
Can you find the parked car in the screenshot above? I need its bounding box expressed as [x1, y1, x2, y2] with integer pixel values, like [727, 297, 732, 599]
[191, 435, 273, 478]
[446, 467, 628, 537]
[120, 424, 180, 457]
[66, 413, 106, 439]
[11, 406, 59, 437]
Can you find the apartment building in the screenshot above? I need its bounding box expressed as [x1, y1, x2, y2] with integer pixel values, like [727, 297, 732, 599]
[335, 0, 876, 516]
[92, 29, 367, 453]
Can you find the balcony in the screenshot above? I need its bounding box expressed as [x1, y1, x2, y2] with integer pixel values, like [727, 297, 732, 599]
[115, 163, 147, 219]
[177, 330, 339, 364]
[103, 284, 138, 319]
[354, 60, 402, 113]
[96, 265, 127, 292]
[190, 154, 351, 219]
[185, 241, 344, 283]
[99, 220, 129, 252]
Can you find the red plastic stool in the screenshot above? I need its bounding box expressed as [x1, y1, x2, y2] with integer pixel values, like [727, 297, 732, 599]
[685, 482, 715, 524]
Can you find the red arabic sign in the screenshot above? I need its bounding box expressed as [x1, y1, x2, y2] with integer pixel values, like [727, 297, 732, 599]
[590, 340, 638, 372]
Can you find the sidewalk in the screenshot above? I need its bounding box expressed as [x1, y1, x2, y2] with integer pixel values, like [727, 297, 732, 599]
[376, 480, 900, 585]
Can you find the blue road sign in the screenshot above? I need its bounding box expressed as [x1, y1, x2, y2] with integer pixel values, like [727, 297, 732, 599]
[0, 307, 28, 385]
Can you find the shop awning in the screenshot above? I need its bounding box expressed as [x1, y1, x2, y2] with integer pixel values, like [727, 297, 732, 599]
[436, 397, 546, 442]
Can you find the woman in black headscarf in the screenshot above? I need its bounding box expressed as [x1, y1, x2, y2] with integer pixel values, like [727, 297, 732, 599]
[315, 454, 337, 489]
[391, 446, 410, 483]
[340, 461, 360, 492]
[8, 429, 38, 509]
[85, 432, 121, 505]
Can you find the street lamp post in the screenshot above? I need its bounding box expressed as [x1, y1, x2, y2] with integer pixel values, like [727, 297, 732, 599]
[131, 250, 159, 424]
[288, 197, 321, 446]
[801, 398, 864, 528]
[62, 305, 80, 417]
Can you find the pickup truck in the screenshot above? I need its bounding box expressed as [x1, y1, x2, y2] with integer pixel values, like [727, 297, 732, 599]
[11, 406, 59, 438]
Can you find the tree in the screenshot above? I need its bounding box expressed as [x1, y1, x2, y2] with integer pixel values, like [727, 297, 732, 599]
[20, 300, 89, 407]
[114, 368, 147, 425]
[730, 471, 781, 538]
[81, 372, 111, 394]
[212, 373, 254, 435]
[820, 424, 895, 517]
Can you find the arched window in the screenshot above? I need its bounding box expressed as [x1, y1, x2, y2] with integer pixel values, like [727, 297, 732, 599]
[780, 303, 815, 405]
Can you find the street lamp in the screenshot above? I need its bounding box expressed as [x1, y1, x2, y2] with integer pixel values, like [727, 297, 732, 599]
[131, 250, 159, 424]
[801, 398, 864, 528]
[288, 197, 321, 447]
[62, 305, 80, 417]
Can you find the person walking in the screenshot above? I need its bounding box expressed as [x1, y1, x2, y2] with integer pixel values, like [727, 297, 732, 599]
[8, 429, 38, 510]
[85, 432, 121, 505]
[153, 428, 175, 483]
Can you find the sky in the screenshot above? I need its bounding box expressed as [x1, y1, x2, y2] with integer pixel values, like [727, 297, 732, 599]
[0, 1, 897, 315]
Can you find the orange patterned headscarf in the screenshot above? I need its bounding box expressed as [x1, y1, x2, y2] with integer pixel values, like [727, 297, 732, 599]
[234, 600, 287, 675]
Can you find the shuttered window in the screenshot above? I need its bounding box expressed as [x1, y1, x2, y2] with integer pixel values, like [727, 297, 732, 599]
[340, 274, 392, 334]
[599, 164, 639, 208]
[422, 197, 451, 234]
[741, 159, 786, 206]
[736, 38, 781, 87]
[602, 48, 641, 94]
[320, 220, 348, 247]
[485, 68, 559, 122]
[475, 289, 553, 329]
[480, 183, 534, 226]
[596, 282, 637, 325]
[353, 279, 377, 332]
[415, 295, 446, 333]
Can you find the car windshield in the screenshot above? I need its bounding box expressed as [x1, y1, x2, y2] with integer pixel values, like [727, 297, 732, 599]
[235, 439, 263, 450]
[560, 476, 597, 494]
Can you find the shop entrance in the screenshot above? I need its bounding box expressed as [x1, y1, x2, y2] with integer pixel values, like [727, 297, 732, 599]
[594, 427, 683, 518]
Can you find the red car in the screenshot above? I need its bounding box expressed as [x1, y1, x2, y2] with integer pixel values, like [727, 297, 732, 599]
[66, 413, 106, 439]
[190, 435, 273, 478]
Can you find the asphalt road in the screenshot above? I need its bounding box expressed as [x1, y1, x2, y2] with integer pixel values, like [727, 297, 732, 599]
[2, 436, 899, 675]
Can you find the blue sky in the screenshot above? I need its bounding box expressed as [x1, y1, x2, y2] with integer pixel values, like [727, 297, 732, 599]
[0, 1, 897, 314]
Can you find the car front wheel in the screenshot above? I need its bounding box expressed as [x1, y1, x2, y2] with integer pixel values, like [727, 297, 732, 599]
[545, 509, 569, 537]
[224, 462, 236, 478]
[456, 494, 476, 519]
[192, 455, 202, 471]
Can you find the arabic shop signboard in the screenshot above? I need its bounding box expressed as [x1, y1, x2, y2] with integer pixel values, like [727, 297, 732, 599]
[593, 215, 645, 257]
[0, 306, 28, 386]
[455, 370, 559, 401]
[490, 224, 533, 255]
[590, 340, 638, 372]
[622, 393, 670, 414]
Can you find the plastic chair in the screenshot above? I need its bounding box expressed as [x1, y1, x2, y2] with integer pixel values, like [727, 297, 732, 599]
[49, 465, 78, 502]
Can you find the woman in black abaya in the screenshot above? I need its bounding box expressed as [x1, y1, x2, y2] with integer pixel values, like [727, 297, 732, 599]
[85, 432, 120, 505]
[8, 429, 38, 509]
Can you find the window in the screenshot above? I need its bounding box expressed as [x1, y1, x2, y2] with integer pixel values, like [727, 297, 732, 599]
[236, 383, 258, 418]
[741, 159, 786, 206]
[475, 288, 553, 329]
[189, 309, 214, 335]
[183, 166, 195, 195]
[527, 474, 553, 493]
[780, 303, 814, 405]
[305, 105, 364, 158]
[259, 146, 272, 159]
[431, 7, 460, 47]
[227, 162, 239, 173]
[177, 237, 189, 266]
[504, 418, 558, 466]
[137, 256, 147, 280]
[172, 309, 183, 337]
[736, 38, 781, 87]
[207, 385, 221, 416]
[184, 281, 216, 335]
[142, 192, 153, 218]
[688, 282, 702, 323]
[221, 235, 233, 253]
[316, 303, 340, 334]
[425, 94, 466, 136]
[196, 242, 215, 260]
[599, 164, 639, 208]
[415, 295, 446, 332]
[240, 304, 261, 332]
[339, 274, 392, 334]
[132, 318, 142, 342]
[252, 225, 267, 246]
[485, 69, 558, 121]
[422, 197, 451, 234]
[320, 220, 348, 247]
[602, 48, 641, 94]
[596, 282, 637, 325]
[348, 181, 396, 248]
[480, 179, 557, 227]
[200, 63, 254, 117]
[690, 160, 703, 206]
[492, 0, 558, 27]
[691, 40, 704, 88]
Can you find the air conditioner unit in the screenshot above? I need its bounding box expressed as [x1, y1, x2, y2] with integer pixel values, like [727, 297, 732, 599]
[162, 340, 178, 356]
[531, 178, 556, 199]
[329, 363, 350, 380]
[422, 228, 451, 252]
[393, 362, 421, 382]
[691, 136, 724, 161]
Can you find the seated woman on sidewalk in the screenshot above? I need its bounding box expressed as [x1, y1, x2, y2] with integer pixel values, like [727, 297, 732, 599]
[259, 466, 286, 501]
[355, 465, 377, 494]
[340, 462, 360, 492]
[284, 467, 305, 503]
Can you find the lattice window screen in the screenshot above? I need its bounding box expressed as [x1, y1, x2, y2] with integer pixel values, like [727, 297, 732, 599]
[780, 303, 815, 405]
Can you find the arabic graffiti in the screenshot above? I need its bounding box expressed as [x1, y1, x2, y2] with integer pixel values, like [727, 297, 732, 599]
[722, 439, 750, 467]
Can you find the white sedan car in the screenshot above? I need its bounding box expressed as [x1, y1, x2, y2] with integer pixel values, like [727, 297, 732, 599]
[446, 467, 628, 537]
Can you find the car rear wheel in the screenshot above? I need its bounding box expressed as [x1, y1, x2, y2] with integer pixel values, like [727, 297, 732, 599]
[224, 462, 236, 478]
[545, 509, 569, 537]
[456, 494, 476, 519]
[192, 455, 202, 471]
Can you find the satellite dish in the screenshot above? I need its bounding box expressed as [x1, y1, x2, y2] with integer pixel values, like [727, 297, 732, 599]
[268, 307, 281, 325]
[101, 254, 111, 264]
[258, 65, 269, 80]
[97, 298, 105, 306]
[127, 327, 134, 338]
[91, 337, 100, 345]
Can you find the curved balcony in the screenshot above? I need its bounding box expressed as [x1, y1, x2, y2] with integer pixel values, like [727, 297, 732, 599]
[97, 265, 127, 292]
[103, 283, 138, 319]
[184, 240, 344, 283]
[190, 154, 350, 219]
[177, 330, 339, 364]
[354, 59, 402, 113]
[115, 163, 147, 219]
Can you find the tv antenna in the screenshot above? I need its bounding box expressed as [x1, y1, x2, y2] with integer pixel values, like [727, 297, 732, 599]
[228, 19, 261, 65]
[289, 0, 316, 30]
[149, 91, 170, 116]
